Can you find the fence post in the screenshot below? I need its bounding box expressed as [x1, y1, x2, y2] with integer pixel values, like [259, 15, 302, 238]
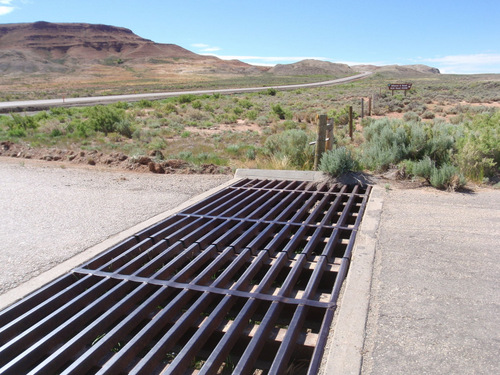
[314, 114, 327, 170]
[361, 98, 364, 119]
[348, 106, 353, 139]
[325, 118, 334, 151]
[368, 96, 372, 116]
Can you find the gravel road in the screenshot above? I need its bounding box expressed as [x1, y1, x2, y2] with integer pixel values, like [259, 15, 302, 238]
[0, 159, 232, 294]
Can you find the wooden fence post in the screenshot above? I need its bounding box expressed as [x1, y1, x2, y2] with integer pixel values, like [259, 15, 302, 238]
[314, 114, 327, 170]
[361, 98, 364, 119]
[348, 106, 353, 139]
[325, 118, 334, 151]
[368, 96, 372, 116]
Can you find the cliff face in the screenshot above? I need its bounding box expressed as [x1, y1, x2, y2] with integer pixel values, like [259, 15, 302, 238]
[0, 21, 200, 61]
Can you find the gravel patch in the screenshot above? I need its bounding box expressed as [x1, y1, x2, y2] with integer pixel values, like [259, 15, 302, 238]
[0, 160, 232, 294]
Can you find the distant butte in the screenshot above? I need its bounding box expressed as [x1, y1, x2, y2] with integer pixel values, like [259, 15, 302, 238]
[0, 21, 440, 76]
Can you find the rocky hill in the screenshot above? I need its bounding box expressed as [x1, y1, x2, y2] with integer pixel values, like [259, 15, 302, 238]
[352, 63, 440, 76]
[0, 21, 261, 74]
[268, 59, 355, 76]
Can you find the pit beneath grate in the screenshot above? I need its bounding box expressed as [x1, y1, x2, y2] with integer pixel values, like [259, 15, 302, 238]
[0, 178, 371, 374]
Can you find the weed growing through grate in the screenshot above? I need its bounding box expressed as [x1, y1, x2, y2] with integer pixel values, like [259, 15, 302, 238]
[91, 333, 106, 346]
[191, 357, 205, 370]
[111, 340, 125, 353]
[164, 351, 177, 363]
[222, 355, 236, 373]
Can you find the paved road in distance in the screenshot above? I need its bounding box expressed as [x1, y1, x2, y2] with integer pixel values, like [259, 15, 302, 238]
[0, 72, 372, 112]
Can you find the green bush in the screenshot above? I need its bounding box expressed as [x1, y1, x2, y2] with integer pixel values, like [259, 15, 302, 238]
[456, 111, 500, 180]
[246, 110, 258, 121]
[271, 104, 286, 120]
[5, 113, 38, 131]
[87, 105, 126, 136]
[264, 129, 315, 169]
[116, 119, 134, 138]
[328, 106, 358, 126]
[136, 99, 153, 108]
[191, 100, 202, 110]
[361, 118, 459, 171]
[178, 94, 197, 104]
[430, 164, 466, 190]
[265, 88, 277, 96]
[421, 110, 436, 119]
[7, 127, 27, 137]
[403, 111, 421, 122]
[319, 147, 358, 176]
[403, 157, 433, 180]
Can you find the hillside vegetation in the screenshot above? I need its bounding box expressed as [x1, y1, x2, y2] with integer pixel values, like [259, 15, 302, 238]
[1, 73, 498, 189]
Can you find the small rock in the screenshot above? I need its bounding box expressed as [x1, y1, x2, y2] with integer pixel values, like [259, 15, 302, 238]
[138, 156, 151, 165]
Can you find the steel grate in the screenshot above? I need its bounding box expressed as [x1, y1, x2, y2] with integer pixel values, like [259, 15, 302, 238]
[0, 178, 371, 374]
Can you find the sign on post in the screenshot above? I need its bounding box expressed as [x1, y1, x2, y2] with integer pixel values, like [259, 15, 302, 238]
[388, 83, 412, 96]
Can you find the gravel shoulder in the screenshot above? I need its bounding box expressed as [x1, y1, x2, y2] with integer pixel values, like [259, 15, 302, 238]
[0, 158, 232, 295]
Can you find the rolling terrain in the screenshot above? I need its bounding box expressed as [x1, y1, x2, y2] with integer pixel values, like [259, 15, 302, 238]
[0, 21, 440, 100]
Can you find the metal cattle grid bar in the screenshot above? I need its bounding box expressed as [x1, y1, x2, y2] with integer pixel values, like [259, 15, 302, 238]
[0, 178, 371, 375]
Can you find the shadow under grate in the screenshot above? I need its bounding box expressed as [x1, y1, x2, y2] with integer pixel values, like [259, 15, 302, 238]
[0, 178, 371, 375]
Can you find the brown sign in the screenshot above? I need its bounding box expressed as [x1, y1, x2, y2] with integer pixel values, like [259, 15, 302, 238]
[388, 83, 412, 90]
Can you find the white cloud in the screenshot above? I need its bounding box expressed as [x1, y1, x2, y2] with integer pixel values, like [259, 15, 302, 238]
[201, 47, 221, 52]
[0, 0, 16, 15]
[0, 6, 14, 15]
[192, 43, 222, 53]
[421, 53, 500, 74]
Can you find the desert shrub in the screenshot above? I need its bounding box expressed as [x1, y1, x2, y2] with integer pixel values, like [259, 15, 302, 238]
[178, 94, 197, 104]
[246, 110, 258, 121]
[403, 157, 434, 180]
[361, 118, 459, 171]
[191, 100, 202, 110]
[7, 127, 27, 137]
[185, 108, 208, 122]
[264, 129, 315, 169]
[246, 147, 256, 160]
[271, 104, 286, 120]
[239, 99, 253, 109]
[264, 88, 277, 96]
[163, 102, 178, 114]
[425, 122, 457, 165]
[456, 111, 500, 180]
[226, 144, 241, 155]
[361, 118, 409, 170]
[115, 119, 134, 138]
[87, 105, 126, 135]
[328, 106, 358, 126]
[403, 111, 420, 122]
[5, 113, 38, 131]
[430, 163, 466, 190]
[233, 106, 244, 116]
[136, 99, 153, 108]
[319, 147, 359, 176]
[113, 101, 129, 109]
[421, 110, 436, 119]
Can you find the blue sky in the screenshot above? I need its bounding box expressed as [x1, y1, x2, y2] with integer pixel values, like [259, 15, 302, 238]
[1, 0, 499, 74]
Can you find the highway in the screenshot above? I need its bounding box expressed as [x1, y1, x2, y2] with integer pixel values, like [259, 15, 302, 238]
[0, 72, 372, 112]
